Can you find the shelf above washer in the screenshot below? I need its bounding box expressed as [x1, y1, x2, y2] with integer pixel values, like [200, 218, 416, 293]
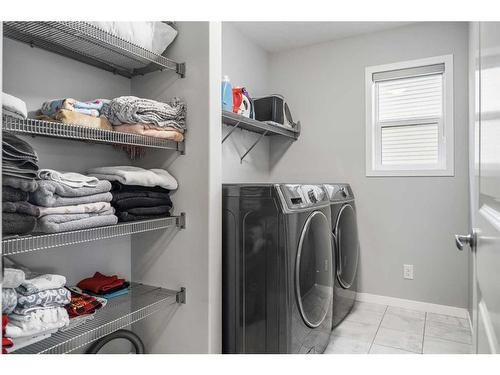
[3, 21, 185, 78]
[12, 283, 186, 354]
[2, 116, 185, 154]
[2, 214, 186, 257]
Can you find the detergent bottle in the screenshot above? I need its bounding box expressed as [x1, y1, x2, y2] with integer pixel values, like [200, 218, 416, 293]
[221, 75, 233, 112]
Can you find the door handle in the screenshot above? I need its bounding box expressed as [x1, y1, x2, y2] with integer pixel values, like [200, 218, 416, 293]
[455, 233, 476, 251]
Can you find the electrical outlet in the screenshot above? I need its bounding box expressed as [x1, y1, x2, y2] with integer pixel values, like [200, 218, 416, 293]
[403, 264, 414, 280]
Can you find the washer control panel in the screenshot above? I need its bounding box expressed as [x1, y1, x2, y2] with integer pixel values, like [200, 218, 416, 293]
[279, 184, 329, 210]
[323, 184, 354, 202]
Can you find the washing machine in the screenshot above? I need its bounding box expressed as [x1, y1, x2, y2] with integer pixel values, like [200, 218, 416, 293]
[324, 184, 360, 328]
[222, 184, 334, 353]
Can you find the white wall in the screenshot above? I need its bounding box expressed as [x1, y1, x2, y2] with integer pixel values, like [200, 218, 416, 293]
[131, 22, 221, 353]
[266, 22, 470, 308]
[222, 23, 271, 183]
[2, 37, 132, 285]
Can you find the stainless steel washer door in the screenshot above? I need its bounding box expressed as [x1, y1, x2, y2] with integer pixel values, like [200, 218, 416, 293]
[334, 204, 359, 289]
[296, 211, 333, 328]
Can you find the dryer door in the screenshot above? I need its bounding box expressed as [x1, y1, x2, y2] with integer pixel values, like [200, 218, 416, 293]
[296, 211, 333, 328]
[334, 204, 359, 289]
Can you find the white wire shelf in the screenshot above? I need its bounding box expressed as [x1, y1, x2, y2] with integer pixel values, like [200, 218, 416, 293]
[2, 116, 185, 153]
[3, 21, 185, 78]
[12, 283, 186, 354]
[2, 214, 186, 256]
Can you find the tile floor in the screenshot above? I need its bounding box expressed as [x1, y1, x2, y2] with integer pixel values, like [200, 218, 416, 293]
[325, 302, 473, 354]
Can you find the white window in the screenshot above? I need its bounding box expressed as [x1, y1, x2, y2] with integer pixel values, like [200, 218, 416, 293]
[365, 55, 454, 176]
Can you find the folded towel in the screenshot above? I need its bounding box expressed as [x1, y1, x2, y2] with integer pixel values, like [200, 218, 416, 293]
[40, 98, 104, 118]
[2, 92, 28, 119]
[6, 307, 69, 339]
[2, 289, 17, 314]
[87, 166, 178, 190]
[2, 186, 29, 202]
[113, 123, 184, 142]
[111, 190, 170, 203]
[101, 96, 186, 132]
[3, 268, 26, 289]
[36, 201, 113, 217]
[3, 201, 40, 217]
[16, 288, 71, 309]
[2, 175, 38, 192]
[30, 179, 112, 207]
[36, 213, 118, 233]
[16, 274, 66, 296]
[2, 132, 38, 160]
[37, 169, 99, 188]
[113, 196, 172, 210]
[77, 272, 126, 295]
[65, 289, 103, 319]
[117, 211, 171, 222]
[54, 109, 113, 130]
[2, 212, 36, 235]
[120, 205, 171, 216]
[3, 158, 39, 171]
[111, 181, 170, 194]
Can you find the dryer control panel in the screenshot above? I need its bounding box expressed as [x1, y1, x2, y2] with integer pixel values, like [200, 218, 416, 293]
[323, 184, 354, 202]
[278, 184, 329, 210]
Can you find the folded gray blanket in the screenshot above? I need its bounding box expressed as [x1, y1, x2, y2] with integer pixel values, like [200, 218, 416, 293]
[2, 288, 17, 314]
[16, 287, 71, 309]
[30, 179, 112, 207]
[101, 96, 186, 132]
[3, 186, 29, 202]
[2, 212, 36, 235]
[3, 201, 40, 217]
[2, 175, 38, 192]
[36, 213, 118, 233]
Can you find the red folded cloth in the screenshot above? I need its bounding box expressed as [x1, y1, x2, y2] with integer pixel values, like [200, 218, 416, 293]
[77, 272, 126, 294]
[65, 289, 103, 318]
[2, 337, 13, 349]
[2, 314, 8, 335]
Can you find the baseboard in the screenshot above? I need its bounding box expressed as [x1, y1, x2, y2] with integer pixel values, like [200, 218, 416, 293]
[356, 292, 469, 319]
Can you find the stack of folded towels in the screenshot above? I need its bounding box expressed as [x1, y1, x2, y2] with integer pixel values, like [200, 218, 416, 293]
[2, 267, 70, 353]
[77, 272, 130, 299]
[87, 166, 177, 222]
[2, 92, 28, 120]
[37, 98, 113, 131]
[29, 169, 118, 233]
[2, 132, 40, 236]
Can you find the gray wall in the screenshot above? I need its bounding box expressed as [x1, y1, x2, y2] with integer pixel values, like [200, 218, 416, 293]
[222, 23, 271, 183]
[131, 22, 221, 353]
[266, 22, 470, 308]
[2, 37, 132, 285]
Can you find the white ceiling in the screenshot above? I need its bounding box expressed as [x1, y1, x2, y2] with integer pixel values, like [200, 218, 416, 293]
[228, 22, 413, 53]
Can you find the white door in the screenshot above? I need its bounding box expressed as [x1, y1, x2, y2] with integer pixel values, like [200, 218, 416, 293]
[461, 21, 500, 354]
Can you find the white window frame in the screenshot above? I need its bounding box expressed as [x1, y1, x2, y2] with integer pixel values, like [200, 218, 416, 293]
[365, 55, 454, 177]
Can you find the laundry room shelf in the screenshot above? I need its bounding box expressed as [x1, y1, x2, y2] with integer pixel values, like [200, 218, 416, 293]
[11, 283, 186, 354]
[222, 111, 300, 140]
[2, 116, 185, 154]
[2, 214, 186, 257]
[3, 21, 185, 78]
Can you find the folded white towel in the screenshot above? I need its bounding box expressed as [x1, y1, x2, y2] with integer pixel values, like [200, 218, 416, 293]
[87, 166, 178, 190]
[3, 268, 26, 289]
[36, 201, 113, 217]
[16, 274, 66, 295]
[2, 92, 28, 119]
[38, 169, 99, 188]
[6, 307, 69, 338]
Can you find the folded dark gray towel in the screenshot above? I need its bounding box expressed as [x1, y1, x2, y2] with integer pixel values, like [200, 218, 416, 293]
[111, 190, 171, 202]
[2, 132, 38, 160]
[3, 201, 40, 217]
[117, 211, 171, 222]
[120, 205, 171, 216]
[2, 212, 36, 235]
[2, 167, 38, 179]
[111, 181, 170, 194]
[2, 186, 29, 202]
[3, 158, 39, 171]
[2, 175, 38, 192]
[113, 196, 172, 210]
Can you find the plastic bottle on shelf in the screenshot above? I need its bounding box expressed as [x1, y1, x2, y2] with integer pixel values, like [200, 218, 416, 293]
[221, 75, 233, 113]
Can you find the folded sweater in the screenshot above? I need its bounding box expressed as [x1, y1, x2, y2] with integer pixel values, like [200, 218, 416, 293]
[77, 272, 126, 294]
[87, 166, 178, 190]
